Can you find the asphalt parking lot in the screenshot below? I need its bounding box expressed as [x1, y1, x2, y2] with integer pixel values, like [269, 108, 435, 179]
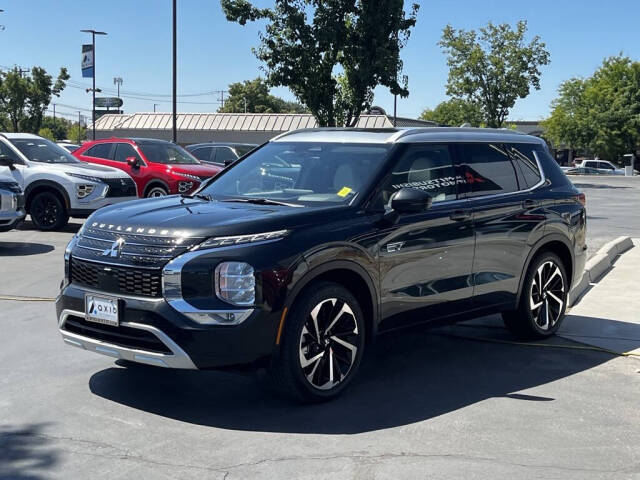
[1, 176, 639, 479]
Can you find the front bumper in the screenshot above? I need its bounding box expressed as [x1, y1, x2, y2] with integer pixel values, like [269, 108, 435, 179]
[0, 208, 26, 231]
[69, 195, 137, 214]
[55, 283, 281, 369]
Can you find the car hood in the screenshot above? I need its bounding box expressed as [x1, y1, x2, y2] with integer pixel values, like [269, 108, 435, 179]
[39, 161, 132, 179]
[88, 196, 348, 239]
[167, 164, 222, 178]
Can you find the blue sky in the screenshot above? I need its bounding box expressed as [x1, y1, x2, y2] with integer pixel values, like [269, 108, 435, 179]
[1, 0, 639, 123]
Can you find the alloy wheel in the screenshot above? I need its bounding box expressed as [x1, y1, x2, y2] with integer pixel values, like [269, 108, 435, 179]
[147, 187, 167, 198]
[33, 197, 59, 227]
[529, 260, 565, 330]
[298, 298, 359, 390]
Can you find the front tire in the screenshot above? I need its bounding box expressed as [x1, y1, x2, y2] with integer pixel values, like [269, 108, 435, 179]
[146, 185, 169, 198]
[503, 252, 568, 339]
[29, 191, 69, 231]
[269, 282, 365, 403]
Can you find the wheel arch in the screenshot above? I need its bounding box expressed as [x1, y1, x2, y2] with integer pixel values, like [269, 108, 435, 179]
[284, 259, 379, 345]
[516, 234, 574, 305]
[24, 180, 70, 213]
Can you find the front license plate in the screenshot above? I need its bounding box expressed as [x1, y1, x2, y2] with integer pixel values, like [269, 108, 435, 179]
[85, 294, 119, 327]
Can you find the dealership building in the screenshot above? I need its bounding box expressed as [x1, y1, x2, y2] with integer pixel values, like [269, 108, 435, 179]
[92, 112, 437, 145]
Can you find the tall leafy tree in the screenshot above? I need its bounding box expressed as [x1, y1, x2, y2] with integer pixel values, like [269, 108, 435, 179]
[220, 0, 419, 127]
[420, 98, 484, 127]
[0, 66, 70, 133]
[543, 56, 640, 160]
[218, 77, 306, 113]
[439, 21, 550, 128]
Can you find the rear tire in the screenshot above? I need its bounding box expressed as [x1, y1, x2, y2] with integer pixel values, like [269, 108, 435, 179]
[268, 282, 365, 403]
[503, 252, 568, 339]
[29, 191, 69, 231]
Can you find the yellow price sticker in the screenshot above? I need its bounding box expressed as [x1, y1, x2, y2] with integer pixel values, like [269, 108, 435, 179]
[337, 187, 353, 197]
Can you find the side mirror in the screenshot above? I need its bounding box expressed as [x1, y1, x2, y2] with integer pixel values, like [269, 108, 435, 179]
[126, 156, 140, 168]
[390, 187, 432, 213]
[0, 155, 16, 171]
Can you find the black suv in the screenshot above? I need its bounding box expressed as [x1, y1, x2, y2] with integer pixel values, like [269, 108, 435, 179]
[56, 128, 587, 402]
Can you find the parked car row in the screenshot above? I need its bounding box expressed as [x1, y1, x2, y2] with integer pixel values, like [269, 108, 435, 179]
[0, 133, 256, 232]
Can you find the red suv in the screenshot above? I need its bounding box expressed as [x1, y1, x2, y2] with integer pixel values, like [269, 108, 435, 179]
[73, 138, 223, 197]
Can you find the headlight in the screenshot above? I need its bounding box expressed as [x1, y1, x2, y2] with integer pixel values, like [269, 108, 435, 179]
[198, 230, 288, 249]
[215, 262, 255, 306]
[176, 172, 201, 181]
[76, 184, 95, 198]
[178, 181, 194, 192]
[66, 172, 104, 183]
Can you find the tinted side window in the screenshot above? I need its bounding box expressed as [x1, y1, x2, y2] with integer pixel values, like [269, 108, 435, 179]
[86, 143, 113, 159]
[598, 161, 614, 170]
[114, 143, 142, 163]
[584, 161, 597, 168]
[506, 143, 542, 189]
[215, 147, 238, 164]
[0, 141, 22, 163]
[458, 143, 519, 198]
[376, 144, 457, 206]
[191, 147, 213, 162]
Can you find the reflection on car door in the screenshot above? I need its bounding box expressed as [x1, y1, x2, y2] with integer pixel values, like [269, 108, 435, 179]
[375, 144, 475, 330]
[457, 142, 546, 308]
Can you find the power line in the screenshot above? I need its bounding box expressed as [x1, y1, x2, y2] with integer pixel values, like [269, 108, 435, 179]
[66, 79, 219, 98]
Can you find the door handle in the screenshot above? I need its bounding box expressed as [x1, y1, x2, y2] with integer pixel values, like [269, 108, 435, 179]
[450, 210, 471, 222]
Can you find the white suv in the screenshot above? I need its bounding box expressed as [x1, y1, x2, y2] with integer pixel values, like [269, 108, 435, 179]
[0, 133, 138, 230]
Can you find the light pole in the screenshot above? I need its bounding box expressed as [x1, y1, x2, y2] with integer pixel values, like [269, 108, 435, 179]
[0, 9, 5, 32]
[113, 77, 123, 104]
[172, 0, 177, 143]
[81, 29, 107, 140]
[153, 103, 159, 113]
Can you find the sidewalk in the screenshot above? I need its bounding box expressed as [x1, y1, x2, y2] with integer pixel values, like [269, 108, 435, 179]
[559, 239, 640, 356]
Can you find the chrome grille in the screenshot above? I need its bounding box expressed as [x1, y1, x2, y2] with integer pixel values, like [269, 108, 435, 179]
[73, 227, 203, 268]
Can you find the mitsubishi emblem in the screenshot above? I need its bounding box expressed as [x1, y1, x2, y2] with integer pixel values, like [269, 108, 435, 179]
[102, 238, 125, 258]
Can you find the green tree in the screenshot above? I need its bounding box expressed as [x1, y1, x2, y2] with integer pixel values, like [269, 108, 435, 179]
[0, 66, 70, 133]
[67, 124, 87, 144]
[439, 21, 550, 128]
[41, 116, 72, 140]
[38, 127, 55, 141]
[218, 78, 306, 113]
[542, 78, 591, 155]
[221, 0, 419, 127]
[420, 98, 484, 126]
[543, 56, 640, 160]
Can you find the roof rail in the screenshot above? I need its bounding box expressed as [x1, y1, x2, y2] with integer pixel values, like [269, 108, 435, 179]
[271, 127, 399, 142]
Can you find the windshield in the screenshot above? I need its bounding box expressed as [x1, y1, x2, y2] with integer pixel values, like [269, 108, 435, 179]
[200, 142, 391, 206]
[10, 137, 80, 164]
[137, 142, 200, 165]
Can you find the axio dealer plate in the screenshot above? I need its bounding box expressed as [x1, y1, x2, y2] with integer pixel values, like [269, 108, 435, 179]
[85, 294, 119, 327]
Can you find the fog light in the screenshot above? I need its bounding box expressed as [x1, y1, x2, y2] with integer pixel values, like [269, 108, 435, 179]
[215, 262, 255, 306]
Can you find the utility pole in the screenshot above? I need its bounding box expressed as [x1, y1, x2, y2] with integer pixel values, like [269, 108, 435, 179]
[243, 97, 247, 113]
[218, 90, 228, 109]
[154, 103, 159, 113]
[0, 9, 5, 32]
[81, 29, 107, 140]
[53, 103, 56, 122]
[77, 111, 82, 144]
[172, 0, 177, 143]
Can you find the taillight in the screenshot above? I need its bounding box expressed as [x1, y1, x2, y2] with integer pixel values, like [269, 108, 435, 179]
[575, 192, 586, 206]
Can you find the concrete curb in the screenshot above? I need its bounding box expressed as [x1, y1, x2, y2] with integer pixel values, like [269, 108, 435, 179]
[567, 236, 635, 307]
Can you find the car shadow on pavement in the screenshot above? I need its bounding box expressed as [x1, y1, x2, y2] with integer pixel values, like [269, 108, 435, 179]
[17, 220, 82, 233]
[0, 241, 54, 256]
[89, 325, 616, 434]
[0, 423, 58, 480]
